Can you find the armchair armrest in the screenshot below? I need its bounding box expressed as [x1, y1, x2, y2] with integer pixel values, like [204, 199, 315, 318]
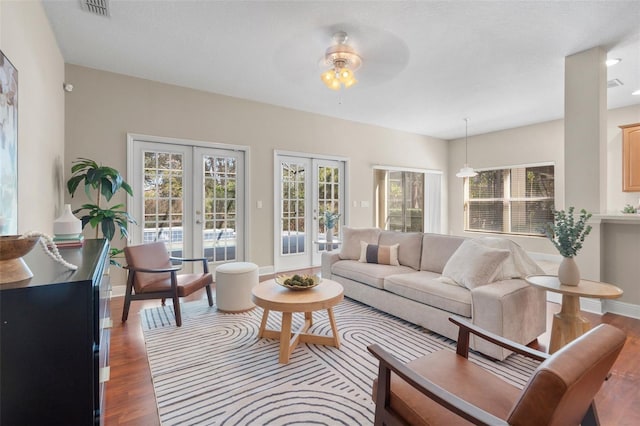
[449, 316, 548, 361]
[170, 256, 209, 273]
[123, 265, 181, 274]
[367, 343, 508, 426]
[170, 256, 207, 262]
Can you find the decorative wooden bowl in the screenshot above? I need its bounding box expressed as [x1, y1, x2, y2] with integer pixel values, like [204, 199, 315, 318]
[275, 274, 321, 290]
[0, 235, 40, 284]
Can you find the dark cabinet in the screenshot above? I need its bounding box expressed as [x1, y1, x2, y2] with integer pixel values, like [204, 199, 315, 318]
[0, 239, 110, 425]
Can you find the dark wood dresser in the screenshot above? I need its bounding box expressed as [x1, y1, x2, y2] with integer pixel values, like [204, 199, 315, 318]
[0, 239, 110, 425]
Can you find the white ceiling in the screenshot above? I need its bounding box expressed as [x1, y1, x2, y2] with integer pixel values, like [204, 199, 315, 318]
[42, 0, 640, 140]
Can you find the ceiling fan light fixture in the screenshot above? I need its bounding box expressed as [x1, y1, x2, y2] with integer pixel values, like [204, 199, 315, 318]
[321, 31, 361, 90]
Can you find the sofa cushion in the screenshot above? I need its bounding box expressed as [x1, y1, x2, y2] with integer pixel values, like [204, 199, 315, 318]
[359, 242, 400, 266]
[420, 233, 466, 273]
[332, 259, 414, 289]
[441, 239, 510, 289]
[339, 227, 381, 260]
[379, 231, 423, 270]
[384, 271, 472, 317]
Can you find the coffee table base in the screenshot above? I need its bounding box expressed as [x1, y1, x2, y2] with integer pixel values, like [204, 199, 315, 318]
[258, 308, 341, 364]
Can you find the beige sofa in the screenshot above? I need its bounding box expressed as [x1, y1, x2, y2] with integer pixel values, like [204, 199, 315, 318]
[321, 228, 547, 360]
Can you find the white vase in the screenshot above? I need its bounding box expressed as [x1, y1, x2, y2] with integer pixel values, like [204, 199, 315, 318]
[53, 204, 82, 238]
[326, 227, 334, 252]
[558, 257, 580, 286]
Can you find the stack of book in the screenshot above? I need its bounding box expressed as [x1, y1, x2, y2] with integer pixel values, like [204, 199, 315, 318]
[53, 234, 84, 248]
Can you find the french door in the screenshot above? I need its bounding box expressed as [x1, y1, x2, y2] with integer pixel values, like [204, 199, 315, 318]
[275, 154, 346, 271]
[129, 139, 245, 270]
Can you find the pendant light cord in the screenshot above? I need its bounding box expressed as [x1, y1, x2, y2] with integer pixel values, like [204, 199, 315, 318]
[464, 118, 469, 164]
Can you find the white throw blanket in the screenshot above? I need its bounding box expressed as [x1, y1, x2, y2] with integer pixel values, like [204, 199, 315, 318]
[476, 236, 545, 280]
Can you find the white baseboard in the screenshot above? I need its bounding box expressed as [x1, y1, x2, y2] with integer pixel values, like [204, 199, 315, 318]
[112, 263, 640, 320]
[259, 265, 275, 276]
[545, 292, 640, 319]
[112, 285, 126, 298]
[110, 264, 278, 299]
[604, 300, 640, 320]
[528, 252, 563, 263]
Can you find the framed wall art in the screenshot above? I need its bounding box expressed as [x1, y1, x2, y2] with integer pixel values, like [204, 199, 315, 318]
[0, 49, 18, 235]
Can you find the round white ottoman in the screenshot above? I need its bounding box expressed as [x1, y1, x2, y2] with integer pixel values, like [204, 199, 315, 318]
[215, 262, 259, 312]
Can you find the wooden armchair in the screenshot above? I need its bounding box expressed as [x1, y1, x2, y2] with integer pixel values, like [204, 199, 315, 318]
[368, 316, 626, 426]
[122, 242, 213, 326]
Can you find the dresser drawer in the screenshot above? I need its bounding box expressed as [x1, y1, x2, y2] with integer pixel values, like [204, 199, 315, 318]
[96, 273, 112, 346]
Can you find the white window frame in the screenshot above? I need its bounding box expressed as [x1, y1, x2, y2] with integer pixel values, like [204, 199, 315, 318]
[126, 133, 251, 261]
[464, 162, 555, 236]
[373, 165, 443, 233]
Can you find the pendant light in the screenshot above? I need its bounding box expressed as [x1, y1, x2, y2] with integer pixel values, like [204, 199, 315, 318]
[456, 118, 478, 178]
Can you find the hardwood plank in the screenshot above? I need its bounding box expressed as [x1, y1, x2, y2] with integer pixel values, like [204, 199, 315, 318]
[104, 271, 640, 425]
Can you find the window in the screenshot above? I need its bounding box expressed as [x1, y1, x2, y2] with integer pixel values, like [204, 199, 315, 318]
[374, 167, 442, 233]
[465, 164, 554, 236]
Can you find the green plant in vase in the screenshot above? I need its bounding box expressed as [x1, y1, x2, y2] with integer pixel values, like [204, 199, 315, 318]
[322, 210, 341, 251]
[67, 158, 136, 263]
[543, 207, 592, 285]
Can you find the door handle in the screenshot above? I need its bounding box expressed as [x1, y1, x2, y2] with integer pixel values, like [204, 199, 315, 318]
[196, 220, 202, 224]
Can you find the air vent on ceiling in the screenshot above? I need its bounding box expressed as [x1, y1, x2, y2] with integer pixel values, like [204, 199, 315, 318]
[607, 79, 624, 89]
[80, 0, 110, 17]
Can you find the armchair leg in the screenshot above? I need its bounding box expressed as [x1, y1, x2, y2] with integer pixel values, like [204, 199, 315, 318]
[582, 402, 600, 426]
[206, 284, 214, 306]
[122, 293, 132, 323]
[122, 274, 134, 323]
[173, 295, 182, 327]
[374, 362, 393, 426]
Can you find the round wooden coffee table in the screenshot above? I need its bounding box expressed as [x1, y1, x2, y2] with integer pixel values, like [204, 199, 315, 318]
[251, 278, 344, 363]
[526, 274, 623, 353]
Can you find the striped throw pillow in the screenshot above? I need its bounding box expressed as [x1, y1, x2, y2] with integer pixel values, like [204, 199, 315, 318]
[358, 242, 400, 266]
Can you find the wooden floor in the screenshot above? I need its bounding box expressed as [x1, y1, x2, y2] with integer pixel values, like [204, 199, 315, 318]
[104, 279, 640, 426]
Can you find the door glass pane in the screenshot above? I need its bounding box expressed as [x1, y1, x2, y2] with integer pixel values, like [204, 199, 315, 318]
[203, 155, 237, 262]
[317, 165, 340, 250]
[404, 172, 424, 232]
[375, 169, 425, 232]
[281, 162, 306, 255]
[143, 151, 184, 257]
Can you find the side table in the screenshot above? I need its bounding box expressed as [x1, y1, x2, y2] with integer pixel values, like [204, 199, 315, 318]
[313, 239, 342, 252]
[525, 275, 623, 353]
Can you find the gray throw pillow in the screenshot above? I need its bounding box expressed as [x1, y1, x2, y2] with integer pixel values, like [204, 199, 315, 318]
[358, 242, 400, 266]
[339, 227, 381, 260]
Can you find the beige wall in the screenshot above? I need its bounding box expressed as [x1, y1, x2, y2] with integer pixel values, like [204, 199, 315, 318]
[447, 105, 640, 308]
[448, 104, 640, 256]
[606, 106, 640, 211]
[1, 0, 65, 234]
[447, 117, 565, 254]
[64, 64, 448, 277]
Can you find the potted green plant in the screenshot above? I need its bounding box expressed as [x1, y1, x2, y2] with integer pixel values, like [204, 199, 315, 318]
[67, 158, 136, 262]
[543, 207, 592, 285]
[322, 210, 341, 251]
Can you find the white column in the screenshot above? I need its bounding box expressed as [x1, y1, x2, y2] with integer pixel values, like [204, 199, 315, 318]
[564, 47, 606, 281]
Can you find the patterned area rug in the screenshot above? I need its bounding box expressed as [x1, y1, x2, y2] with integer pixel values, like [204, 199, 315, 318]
[141, 298, 539, 425]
